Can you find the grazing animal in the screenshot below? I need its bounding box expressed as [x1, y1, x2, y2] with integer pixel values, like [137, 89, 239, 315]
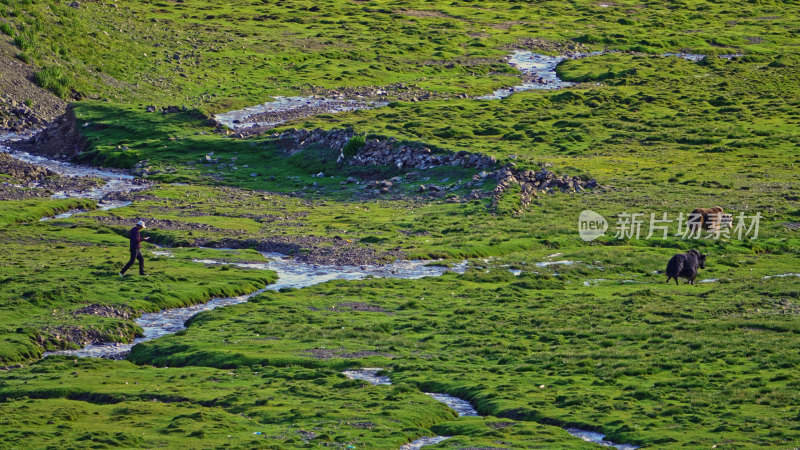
[665, 249, 706, 285]
[687, 206, 732, 236]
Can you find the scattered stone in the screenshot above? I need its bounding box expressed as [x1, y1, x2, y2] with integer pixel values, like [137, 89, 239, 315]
[73, 304, 132, 320]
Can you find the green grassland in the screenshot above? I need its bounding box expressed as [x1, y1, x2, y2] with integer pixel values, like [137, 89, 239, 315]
[1, 0, 798, 108]
[125, 268, 800, 447]
[0, 197, 95, 226]
[0, 357, 595, 448]
[0, 217, 275, 365]
[1, 0, 799, 447]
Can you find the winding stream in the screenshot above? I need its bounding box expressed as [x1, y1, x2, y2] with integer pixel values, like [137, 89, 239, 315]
[215, 49, 719, 129]
[343, 368, 638, 449]
[46, 254, 468, 359]
[215, 50, 599, 129]
[214, 97, 388, 130]
[1, 133, 147, 217]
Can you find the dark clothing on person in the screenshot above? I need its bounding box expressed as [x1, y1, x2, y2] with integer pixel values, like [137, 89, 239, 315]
[121, 248, 145, 275]
[129, 226, 143, 251]
[121, 226, 145, 275]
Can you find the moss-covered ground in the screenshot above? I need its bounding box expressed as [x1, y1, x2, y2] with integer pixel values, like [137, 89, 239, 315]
[1, 0, 799, 447]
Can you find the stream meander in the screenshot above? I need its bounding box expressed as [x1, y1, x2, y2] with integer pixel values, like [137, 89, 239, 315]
[215, 50, 714, 130]
[344, 368, 639, 449]
[45, 253, 468, 359]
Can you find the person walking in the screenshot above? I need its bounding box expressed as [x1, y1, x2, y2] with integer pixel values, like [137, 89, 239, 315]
[120, 220, 150, 276]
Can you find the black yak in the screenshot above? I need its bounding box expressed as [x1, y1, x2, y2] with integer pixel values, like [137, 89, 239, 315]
[665, 249, 706, 285]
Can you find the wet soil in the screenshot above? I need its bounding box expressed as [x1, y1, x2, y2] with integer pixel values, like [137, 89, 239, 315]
[201, 236, 404, 266]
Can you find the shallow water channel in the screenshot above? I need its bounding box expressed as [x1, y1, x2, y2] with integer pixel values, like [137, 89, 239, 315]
[215, 51, 597, 129]
[214, 96, 388, 130]
[344, 368, 638, 449]
[0, 133, 147, 216]
[215, 49, 716, 130]
[46, 253, 468, 359]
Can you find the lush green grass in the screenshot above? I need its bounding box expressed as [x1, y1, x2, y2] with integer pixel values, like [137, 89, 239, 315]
[34, 66, 73, 99]
[2, 0, 798, 109]
[0, 197, 94, 227]
[125, 265, 800, 447]
[0, 357, 595, 448]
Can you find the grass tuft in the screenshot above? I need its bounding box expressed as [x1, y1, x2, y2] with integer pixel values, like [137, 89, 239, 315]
[34, 66, 73, 99]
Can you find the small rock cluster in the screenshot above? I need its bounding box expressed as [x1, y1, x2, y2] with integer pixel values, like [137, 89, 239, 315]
[351, 138, 497, 171]
[0, 152, 104, 200]
[72, 304, 132, 320]
[274, 127, 497, 170]
[510, 38, 588, 55]
[144, 105, 188, 114]
[272, 127, 599, 208]
[0, 97, 46, 132]
[132, 159, 151, 177]
[492, 165, 600, 209]
[0, 153, 54, 182]
[304, 82, 452, 103]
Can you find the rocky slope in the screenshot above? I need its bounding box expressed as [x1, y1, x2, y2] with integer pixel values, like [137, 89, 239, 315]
[0, 38, 67, 133]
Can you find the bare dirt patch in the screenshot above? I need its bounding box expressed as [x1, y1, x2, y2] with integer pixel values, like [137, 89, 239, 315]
[335, 301, 391, 314]
[396, 9, 459, 20]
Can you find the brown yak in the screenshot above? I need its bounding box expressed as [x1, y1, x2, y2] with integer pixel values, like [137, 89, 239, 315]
[687, 206, 732, 236]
